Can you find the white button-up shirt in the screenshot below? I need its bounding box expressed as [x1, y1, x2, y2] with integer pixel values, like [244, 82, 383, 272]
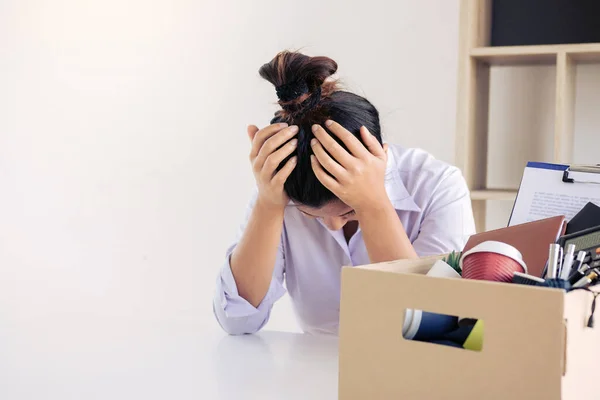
[213, 144, 475, 335]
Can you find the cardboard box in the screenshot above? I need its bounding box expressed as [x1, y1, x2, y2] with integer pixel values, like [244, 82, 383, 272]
[338, 255, 600, 400]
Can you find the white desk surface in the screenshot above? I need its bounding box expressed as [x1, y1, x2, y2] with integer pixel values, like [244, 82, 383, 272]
[0, 317, 339, 400]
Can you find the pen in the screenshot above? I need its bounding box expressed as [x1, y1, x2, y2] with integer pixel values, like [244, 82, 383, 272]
[572, 271, 599, 289]
[569, 263, 592, 285]
[567, 251, 588, 284]
[559, 244, 577, 280]
[555, 245, 562, 278]
[547, 244, 561, 279]
[589, 268, 600, 284]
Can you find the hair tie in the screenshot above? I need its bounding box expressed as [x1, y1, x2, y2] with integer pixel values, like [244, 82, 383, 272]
[275, 80, 309, 102]
[299, 86, 321, 113]
[281, 87, 322, 118]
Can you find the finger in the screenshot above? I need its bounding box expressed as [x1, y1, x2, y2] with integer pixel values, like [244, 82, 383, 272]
[310, 139, 349, 181]
[247, 125, 259, 142]
[271, 156, 297, 186]
[310, 155, 341, 193]
[249, 122, 289, 159]
[360, 126, 386, 159]
[254, 126, 299, 170]
[260, 138, 298, 177]
[324, 120, 370, 159]
[311, 124, 354, 168]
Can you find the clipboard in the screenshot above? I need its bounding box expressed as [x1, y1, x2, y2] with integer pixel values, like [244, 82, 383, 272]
[562, 164, 600, 185]
[508, 162, 600, 227]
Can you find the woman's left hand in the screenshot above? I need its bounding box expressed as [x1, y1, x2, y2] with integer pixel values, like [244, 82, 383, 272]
[310, 120, 390, 213]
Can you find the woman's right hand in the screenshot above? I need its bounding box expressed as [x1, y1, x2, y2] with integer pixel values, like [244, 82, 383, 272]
[248, 123, 299, 209]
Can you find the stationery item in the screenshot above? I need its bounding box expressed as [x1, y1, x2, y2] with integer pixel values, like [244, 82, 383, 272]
[593, 272, 600, 286]
[513, 271, 545, 286]
[460, 241, 527, 282]
[509, 162, 600, 227]
[569, 251, 588, 276]
[566, 202, 600, 235]
[559, 244, 577, 280]
[568, 261, 591, 285]
[462, 320, 484, 352]
[563, 164, 600, 184]
[539, 278, 571, 290]
[546, 244, 561, 279]
[427, 339, 463, 348]
[558, 225, 600, 269]
[572, 271, 599, 289]
[439, 322, 481, 350]
[402, 260, 461, 340]
[557, 247, 563, 276]
[406, 311, 459, 342]
[463, 216, 566, 278]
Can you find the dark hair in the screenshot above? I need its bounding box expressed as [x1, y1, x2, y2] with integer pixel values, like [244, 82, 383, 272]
[259, 51, 382, 208]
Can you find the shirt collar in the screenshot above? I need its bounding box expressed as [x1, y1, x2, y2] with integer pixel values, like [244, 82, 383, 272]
[384, 146, 422, 213]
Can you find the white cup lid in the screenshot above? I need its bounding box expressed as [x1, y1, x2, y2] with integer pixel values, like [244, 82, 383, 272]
[459, 240, 527, 273]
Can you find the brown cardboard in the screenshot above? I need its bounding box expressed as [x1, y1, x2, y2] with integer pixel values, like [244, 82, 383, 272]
[338, 256, 600, 400]
[562, 289, 600, 399]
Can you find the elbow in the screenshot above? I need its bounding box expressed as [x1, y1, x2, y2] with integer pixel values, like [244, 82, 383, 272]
[212, 301, 264, 336]
[220, 324, 259, 336]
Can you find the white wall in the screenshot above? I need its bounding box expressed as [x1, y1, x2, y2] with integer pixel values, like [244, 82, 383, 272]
[0, 0, 461, 333]
[2, 0, 597, 334]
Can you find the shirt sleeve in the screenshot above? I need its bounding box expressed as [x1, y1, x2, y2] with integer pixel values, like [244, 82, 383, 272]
[213, 191, 287, 335]
[412, 168, 476, 256]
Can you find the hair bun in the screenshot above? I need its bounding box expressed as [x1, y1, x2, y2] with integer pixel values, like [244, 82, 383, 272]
[259, 51, 338, 105]
[275, 80, 309, 102]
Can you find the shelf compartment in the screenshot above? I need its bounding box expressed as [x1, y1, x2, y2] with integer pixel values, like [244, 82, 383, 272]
[471, 43, 600, 65]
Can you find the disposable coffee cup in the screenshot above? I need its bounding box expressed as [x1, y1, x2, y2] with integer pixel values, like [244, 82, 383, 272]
[460, 241, 527, 283]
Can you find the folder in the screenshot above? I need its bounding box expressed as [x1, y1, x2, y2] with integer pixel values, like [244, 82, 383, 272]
[509, 162, 600, 226]
[566, 201, 600, 235]
[462, 215, 567, 278]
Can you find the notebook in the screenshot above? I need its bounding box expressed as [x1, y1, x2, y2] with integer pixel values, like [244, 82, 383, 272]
[462, 215, 567, 278]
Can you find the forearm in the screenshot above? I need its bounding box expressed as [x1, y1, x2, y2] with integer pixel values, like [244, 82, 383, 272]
[230, 198, 285, 308]
[357, 200, 418, 263]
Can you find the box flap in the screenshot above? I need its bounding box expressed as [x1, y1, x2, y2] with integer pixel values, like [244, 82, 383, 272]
[353, 254, 444, 275]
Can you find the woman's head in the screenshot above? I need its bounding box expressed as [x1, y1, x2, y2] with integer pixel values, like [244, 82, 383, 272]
[259, 51, 382, 213]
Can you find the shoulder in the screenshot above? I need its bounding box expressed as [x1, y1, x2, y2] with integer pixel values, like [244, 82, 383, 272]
[385, 144, 469, 208]
[387, 144, 462, 185]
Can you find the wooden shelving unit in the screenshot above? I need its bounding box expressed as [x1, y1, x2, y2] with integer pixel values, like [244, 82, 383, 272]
[454, 0, 600, 232]
[471, 43, 600, 65]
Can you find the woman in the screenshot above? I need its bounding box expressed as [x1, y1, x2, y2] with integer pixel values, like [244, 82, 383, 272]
[214, 51, 475, 335]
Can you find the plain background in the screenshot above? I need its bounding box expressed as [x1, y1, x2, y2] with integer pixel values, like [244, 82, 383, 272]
[1, 0, 598, 335]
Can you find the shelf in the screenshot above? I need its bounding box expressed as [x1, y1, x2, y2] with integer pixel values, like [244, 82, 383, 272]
[457, 0, 599, 232]
[470, 189, 518, 201]
[470, 43, 600, 65]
